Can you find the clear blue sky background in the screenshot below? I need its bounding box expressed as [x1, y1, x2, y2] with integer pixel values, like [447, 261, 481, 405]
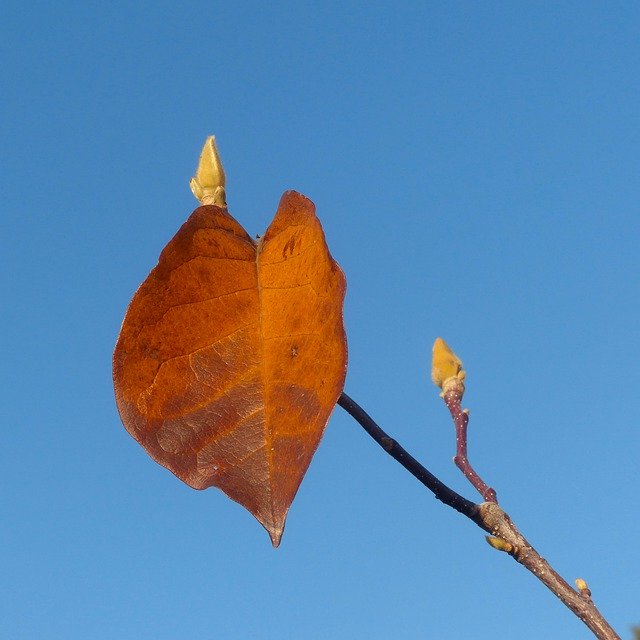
[2, 2, 639, 639]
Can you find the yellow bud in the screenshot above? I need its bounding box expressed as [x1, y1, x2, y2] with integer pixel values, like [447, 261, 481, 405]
[485, 536, 513, 553]
[575, 578, 590, 595]
[431, 337, 465, 389]
[190, 136, 226, 206]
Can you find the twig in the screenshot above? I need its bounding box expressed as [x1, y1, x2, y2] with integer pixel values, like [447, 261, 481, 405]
[337, 392, 481, 524]
[337, 391, 621, 640]
[442, 377, 497, 502]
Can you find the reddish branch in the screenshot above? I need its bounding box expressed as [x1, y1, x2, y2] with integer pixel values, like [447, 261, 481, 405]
[337, 392, 621, 640]
[441, 376, 497, 502]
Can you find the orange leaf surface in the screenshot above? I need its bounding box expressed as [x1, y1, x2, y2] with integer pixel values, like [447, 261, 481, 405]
[113, 191, 347, 546]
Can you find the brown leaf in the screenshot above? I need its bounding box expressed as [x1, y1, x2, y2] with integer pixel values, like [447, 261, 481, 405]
[113, 191, 347, 546]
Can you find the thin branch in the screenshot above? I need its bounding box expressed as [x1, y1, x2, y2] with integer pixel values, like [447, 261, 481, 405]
[337, 392, 481, 525]
[442, 379, 497, 502]
[337, 391, 621, 640]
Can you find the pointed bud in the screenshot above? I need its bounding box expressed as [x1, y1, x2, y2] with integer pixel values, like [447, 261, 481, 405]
[431, 337, 465, 390]
[190, 136, 226, 206]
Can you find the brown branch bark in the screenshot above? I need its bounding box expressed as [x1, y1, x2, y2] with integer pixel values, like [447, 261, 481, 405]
[337, 391, 621, 640]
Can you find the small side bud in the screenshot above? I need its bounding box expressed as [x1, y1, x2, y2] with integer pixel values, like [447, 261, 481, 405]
[190, 136, 226, 206]
[485, 536, 513, 554]
[431, 338, 465, 390]
[575, 578, 592, 598]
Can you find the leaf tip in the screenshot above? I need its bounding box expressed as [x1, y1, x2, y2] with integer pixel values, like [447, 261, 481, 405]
[431, 337, 465, 390]
[268, 525, 284, 548]
[190, 135, 226, 206]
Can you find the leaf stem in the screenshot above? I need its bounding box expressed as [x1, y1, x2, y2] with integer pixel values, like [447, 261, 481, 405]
[337, 391, 621, 640]
[337, 392, 481, 524]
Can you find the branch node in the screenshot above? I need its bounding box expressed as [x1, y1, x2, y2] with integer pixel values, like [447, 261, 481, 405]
[380, 436, 394, 452]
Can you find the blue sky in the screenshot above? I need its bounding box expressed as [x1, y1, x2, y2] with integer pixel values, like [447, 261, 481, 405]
[2, 2, 639, 638]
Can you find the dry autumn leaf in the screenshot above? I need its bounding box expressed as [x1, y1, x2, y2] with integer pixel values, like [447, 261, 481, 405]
[113, 189, 347, 546]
